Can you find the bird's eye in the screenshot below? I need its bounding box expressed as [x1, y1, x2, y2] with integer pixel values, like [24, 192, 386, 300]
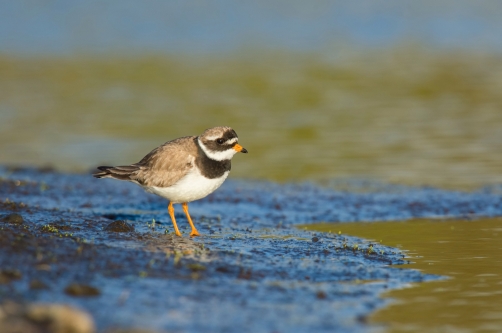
[216, 138, 225, 144]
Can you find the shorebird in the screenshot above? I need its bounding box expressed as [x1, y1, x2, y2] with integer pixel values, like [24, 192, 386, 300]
[93, 126, 247, 237]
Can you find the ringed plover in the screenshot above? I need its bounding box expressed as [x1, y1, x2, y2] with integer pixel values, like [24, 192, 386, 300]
[93, 126, 247, 237]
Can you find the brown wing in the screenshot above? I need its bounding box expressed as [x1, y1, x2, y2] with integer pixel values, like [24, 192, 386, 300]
[131, 136, 198, 187]
[93, 136, 198, 188]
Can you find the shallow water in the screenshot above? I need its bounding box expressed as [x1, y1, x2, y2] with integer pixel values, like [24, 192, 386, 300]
[2, 2, 502, 191]
[305, 218, 502, 332]
[2, 51, 502, 189]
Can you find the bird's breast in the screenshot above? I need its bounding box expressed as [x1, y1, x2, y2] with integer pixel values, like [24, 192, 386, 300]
[145, 168, 229, 203]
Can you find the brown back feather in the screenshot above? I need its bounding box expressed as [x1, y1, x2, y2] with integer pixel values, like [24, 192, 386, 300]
[93, 136, 198, 187]
[132, 136, 198, 187]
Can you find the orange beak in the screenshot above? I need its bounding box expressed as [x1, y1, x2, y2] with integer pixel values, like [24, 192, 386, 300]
[233, 144, 248, 153]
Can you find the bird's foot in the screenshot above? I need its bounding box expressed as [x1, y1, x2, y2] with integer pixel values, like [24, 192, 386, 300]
[189, 230, 200, 237]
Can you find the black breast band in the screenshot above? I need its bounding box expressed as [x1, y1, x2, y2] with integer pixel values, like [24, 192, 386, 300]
[194, 138, 231, 179]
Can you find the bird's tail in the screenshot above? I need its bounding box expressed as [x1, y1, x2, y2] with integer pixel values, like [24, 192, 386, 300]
[93, 165, 139, 181]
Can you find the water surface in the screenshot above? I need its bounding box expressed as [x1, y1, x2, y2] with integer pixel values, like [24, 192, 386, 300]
[2, 1, 502, 55]
[2, 2, 502, 189]
[305, 218, 502, 332]
[1, 51, 502, 189]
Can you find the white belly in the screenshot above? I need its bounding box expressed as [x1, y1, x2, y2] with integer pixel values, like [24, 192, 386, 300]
[145, 169, 229, 203]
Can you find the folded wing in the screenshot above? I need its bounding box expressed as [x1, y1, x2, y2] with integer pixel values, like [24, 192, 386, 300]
[93, 136, 198, 188]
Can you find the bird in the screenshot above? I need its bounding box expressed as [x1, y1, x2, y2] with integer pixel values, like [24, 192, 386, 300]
[93, 126, 247, 237]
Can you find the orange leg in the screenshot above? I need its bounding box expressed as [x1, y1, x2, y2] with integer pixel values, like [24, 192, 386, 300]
[182, 202, 200, 237]
[167, 202, 182, 237]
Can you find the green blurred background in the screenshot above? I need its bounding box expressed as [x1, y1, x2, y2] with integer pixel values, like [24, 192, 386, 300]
[1, 1, 502, 189]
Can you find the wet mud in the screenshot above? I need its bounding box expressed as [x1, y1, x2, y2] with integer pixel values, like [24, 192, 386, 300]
[0, 167, 501, 332]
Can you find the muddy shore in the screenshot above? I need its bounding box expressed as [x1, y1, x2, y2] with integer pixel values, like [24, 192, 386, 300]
[1, 166, 501, 332]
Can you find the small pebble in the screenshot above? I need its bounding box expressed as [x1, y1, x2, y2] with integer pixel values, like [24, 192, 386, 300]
[0, 269, 22, 284]
[316, 291, 327, 299]
[1, 213, 24, 224]
[27, 303, 96, 333]
[64, 284, 101, 297]
[30, 279, 49, 290]
[104, 220, 134, 232]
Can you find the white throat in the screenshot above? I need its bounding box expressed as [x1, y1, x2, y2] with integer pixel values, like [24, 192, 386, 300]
[198, 138, 237, 161]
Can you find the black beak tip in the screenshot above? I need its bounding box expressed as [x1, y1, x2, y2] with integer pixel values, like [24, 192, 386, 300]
[241, 148, 248, 153]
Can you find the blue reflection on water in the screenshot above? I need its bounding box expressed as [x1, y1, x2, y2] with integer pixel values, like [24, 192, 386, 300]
[0, 0, 501, 55]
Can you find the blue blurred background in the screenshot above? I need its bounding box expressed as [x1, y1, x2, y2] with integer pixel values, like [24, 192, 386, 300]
[1, 0, 502, 188]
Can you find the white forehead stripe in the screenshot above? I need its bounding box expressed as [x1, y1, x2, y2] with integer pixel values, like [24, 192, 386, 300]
[204, 135, 221, 141]
[198, 138, 237, 161]
[226, 138, 238, 145]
